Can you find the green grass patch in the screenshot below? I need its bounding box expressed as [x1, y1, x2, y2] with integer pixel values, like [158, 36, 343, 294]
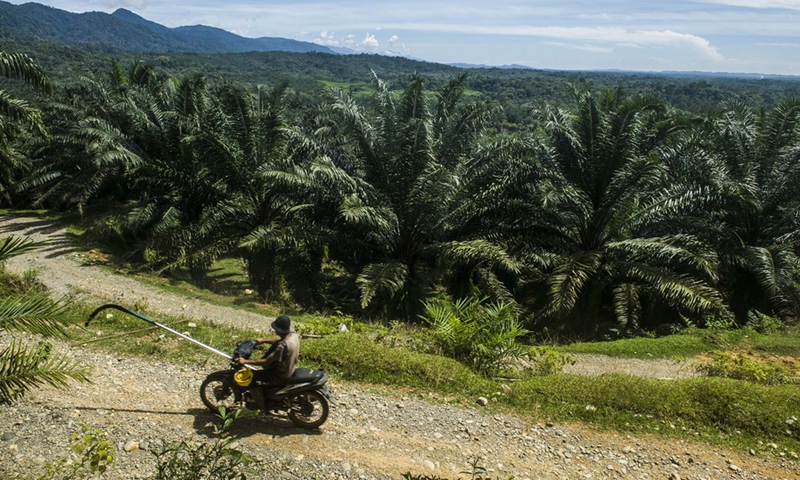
[303, 333, 494, 394]
[306, 334, 799, 452]
[559, 327, 800, 359]
[558, 332, 711, 359]
[509, 374, 799, 446]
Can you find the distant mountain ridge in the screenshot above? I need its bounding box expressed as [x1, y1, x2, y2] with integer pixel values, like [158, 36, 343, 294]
[0, 1, 335, 54]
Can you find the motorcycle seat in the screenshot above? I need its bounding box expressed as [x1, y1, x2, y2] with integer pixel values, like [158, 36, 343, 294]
[285, 367, 325, 385]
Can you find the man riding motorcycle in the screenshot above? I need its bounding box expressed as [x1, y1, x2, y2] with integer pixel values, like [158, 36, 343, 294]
[236, 315, 298, 385]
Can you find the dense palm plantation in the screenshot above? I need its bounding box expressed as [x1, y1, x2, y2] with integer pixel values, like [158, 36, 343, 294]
[321, 74, 517, 319]
[4, 55, 800, 337]
[701, 100, 800, 323]
[494, 88, 725, 334]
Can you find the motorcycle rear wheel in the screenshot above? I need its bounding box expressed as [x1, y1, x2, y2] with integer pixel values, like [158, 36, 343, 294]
[287, 390, 329, 428]
[200, 376, 241, 412]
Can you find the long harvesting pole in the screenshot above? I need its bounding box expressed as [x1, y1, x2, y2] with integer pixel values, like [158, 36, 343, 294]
[86, 303, 234, 360]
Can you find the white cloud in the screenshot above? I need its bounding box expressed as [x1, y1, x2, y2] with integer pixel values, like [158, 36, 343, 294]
[360, 32, 380, 50]
[393, 23, 724, 61]
[314, 30, 347, 47]
[544, 42, 614, 54]
[312, 31, 397, 52]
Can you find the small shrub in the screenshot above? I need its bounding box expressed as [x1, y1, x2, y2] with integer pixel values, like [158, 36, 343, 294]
[403, 458, 509, 480]
[150, 405, 255, 480]
[526, 347, 576, 375]
[702, 311, 737, 329]
[746, 310, 785, 334]
[37, 425, 114, 480]
[695, 351, 794, 385]
[422, 296, 529, 374]
[150, 438, 250, 480]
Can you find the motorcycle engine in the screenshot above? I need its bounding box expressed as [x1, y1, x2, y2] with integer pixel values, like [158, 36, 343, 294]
[243, 387, 264, 410]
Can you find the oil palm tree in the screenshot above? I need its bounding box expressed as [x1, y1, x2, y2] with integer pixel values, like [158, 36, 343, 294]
[192, 81, 322, 300]
[35, 65, 229, 279]
[0, 236, 89, 404]
[23, 60, 168, 210]
[0, 51, 51, 205]
[703, 99, 800, 323]
[323, 73, 516, 319]
[507, 87, 723, 334]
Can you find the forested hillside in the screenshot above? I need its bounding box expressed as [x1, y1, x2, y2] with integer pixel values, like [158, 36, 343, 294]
[0, 1, 333, 54]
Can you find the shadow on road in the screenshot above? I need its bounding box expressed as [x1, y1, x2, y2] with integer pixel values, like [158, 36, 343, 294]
[0, 216, 76, 259]
[191, 407, 325, 440]
[62, 405, 321, 439]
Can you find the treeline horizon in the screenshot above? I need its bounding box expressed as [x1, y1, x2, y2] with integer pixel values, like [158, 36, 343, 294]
[4, 35, 800, 116]
[3, 49, 800, 339]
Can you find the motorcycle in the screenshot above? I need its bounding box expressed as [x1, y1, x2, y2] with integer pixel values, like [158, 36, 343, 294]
[199, 339, 332, 429]
[86, 304, 332, 429]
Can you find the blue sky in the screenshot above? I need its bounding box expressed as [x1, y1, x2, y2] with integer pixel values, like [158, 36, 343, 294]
[8, 0, 800, 75]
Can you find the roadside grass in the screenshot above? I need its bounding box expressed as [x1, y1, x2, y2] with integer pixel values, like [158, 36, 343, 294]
[557, 333, 710, 359]
[558, 326, 800, 359]
[303, 333, 799, 454]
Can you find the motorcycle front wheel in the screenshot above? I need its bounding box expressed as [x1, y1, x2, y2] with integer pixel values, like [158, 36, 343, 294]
[287, 390, 329, 428]
[200, 376, 241, 412]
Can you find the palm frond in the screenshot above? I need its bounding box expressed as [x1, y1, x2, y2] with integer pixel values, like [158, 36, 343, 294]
[624, 265, 723, 313]
[356, 260, 409, 308]
[742, 245, 782, 303]
[0, 51, 51, 94]
[0, 91, 44, 129]
[607, 235, 719, 283]
[612, 283, 642, 329]
[545, 251, 603, 315]
[437, 239, 520, 274]
[0, 294, 68, 337]
[0, 235, 44, 262]
[339, 194, 398, 236]
[0, 340, 89, 405]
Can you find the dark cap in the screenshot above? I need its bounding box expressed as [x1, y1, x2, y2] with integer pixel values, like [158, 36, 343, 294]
[271, 315, 292, 335]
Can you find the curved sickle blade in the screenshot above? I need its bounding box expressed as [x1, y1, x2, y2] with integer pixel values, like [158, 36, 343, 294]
[85, 303, 232, 360]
